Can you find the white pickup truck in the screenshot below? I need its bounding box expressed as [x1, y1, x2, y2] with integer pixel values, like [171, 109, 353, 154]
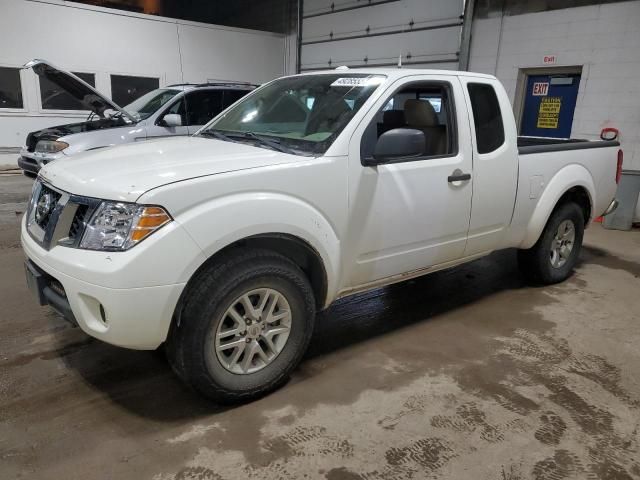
[22, 68, 622, 402]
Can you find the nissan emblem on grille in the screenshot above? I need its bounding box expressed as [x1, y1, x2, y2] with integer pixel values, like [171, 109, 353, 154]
[35, 190, 55, 226]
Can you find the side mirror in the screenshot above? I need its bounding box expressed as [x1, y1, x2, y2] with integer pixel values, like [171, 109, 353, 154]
[162, 113, 182, 127]
[368, 128, 425, 165]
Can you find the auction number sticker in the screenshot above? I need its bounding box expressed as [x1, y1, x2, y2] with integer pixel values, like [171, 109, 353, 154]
[331, 77, 384, 87]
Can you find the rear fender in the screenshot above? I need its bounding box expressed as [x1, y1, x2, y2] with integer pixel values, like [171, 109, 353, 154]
[520, 164, 595, 249]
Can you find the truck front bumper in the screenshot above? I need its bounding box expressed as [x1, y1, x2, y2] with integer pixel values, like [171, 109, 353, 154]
[21, 216, 203, 350]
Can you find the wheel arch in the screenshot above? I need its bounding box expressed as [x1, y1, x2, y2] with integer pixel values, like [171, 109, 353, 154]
[171, 232, 330, 335]
[520, 164, 595, 249]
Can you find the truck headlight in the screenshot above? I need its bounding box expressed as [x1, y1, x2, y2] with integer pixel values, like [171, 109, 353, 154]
[80, 202, 172, 251]
[35, 140, 69, 154]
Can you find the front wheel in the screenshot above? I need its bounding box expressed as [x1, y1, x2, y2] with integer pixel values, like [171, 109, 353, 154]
[518, 202, 585, 284]
[167, 249, 316, 403]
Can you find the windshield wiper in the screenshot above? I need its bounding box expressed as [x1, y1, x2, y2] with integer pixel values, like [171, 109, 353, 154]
[238, 131, 296, 155]
[200, 129, 232, 142]
[200, 129, 296, 155]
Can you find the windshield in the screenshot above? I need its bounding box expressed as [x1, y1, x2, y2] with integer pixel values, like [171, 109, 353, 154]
[123, 88, 181, 121]
[199, 74, 385, 155]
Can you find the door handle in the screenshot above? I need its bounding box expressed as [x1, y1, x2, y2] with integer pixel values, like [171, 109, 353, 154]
[448, 171, 471, 183]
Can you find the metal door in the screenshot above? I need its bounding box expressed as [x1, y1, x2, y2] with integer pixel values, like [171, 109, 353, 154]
[520, 73, 581, 138]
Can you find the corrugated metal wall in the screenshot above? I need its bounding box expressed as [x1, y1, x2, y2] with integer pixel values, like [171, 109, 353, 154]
[299, 0, 465, 71]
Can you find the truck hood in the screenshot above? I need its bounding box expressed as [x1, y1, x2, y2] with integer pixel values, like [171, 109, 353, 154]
[23, 59, 136, 123]
[39, 136, 300, 202]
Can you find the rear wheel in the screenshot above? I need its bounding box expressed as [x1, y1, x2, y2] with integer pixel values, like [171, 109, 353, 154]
[166, 249, 315, 403]
[518, 202, 585, 284]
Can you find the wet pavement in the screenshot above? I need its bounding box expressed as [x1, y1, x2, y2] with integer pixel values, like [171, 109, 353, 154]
[1, 174, 639, 480]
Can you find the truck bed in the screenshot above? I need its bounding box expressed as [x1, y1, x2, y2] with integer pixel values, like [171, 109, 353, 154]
[518, 136, 619, 155]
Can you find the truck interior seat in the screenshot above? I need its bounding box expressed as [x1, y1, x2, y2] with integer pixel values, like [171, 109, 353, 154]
[378, 110, 406, 136]
[404, 99, 447, 156]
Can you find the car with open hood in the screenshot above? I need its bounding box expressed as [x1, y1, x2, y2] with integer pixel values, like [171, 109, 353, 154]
[18, 59, 255, 175]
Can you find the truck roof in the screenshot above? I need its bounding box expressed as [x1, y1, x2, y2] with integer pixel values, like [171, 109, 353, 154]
[295, 67, 497, 81]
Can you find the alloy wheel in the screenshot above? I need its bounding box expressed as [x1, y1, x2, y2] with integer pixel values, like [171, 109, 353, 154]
[213, 288, 292, 374]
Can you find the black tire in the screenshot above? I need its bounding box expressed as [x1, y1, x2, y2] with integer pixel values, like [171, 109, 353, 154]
[518, 202, 585, 285]
[166, 249, 315, 403]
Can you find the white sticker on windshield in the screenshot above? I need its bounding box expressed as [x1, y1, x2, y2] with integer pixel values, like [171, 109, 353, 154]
[331, 77, 384, 87]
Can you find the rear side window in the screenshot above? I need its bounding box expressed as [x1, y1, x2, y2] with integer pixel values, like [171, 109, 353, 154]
[467, 83, 504, 154]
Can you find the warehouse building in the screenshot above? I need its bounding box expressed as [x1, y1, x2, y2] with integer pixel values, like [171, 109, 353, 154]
[1, 1, 639, 479]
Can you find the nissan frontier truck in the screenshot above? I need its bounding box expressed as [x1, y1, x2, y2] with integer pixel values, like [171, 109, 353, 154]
[22, 68, 621, 402]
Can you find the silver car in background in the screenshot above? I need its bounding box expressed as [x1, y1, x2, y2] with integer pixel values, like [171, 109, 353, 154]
[18, 60, 255, 176]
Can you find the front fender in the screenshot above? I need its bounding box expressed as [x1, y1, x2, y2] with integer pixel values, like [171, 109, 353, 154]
[174, 192, 342, 305]
[520, 164, 595, 249]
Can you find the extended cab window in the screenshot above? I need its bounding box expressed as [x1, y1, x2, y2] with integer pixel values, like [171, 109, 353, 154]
[467, 83, 505, 154]
[361, 82, 457, 161]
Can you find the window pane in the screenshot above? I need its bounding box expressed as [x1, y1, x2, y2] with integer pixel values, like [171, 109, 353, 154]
[364, 83, 455, 159]
[110, 75, 159, 106]
[261, 94, 307, 122]
[467, 83, 505, 154]
[164, 96, 186, 125]
[0, 67, 23, 109]
[222, 89, 249, 109]
[123, 88, 180, 121]
[40, 72, 96, 110]
[73, 72, 95, 87]
[184, 90, 223, 126]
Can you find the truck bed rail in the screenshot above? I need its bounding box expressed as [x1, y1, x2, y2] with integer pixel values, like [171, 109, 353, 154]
[518, 136, 619, 155]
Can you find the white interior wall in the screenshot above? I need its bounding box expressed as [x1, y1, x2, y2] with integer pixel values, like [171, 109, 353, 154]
[299, 0, 464, 71]
[0, 0, 287, 153]
[468, 0, 640, 174]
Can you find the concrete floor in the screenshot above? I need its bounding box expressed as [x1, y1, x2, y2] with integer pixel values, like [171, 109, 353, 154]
[1, 173, 639, 480]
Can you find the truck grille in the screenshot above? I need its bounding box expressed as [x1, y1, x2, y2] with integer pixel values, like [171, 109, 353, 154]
[68, 204, 89, 241]
[27, 180, 100, 250]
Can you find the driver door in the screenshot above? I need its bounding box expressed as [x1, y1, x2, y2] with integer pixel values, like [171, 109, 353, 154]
[344, 76, 473, 287]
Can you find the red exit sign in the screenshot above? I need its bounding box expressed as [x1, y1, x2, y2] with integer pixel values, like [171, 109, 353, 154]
[532, 82, 549, 96]
[543, 55, 557, 64]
